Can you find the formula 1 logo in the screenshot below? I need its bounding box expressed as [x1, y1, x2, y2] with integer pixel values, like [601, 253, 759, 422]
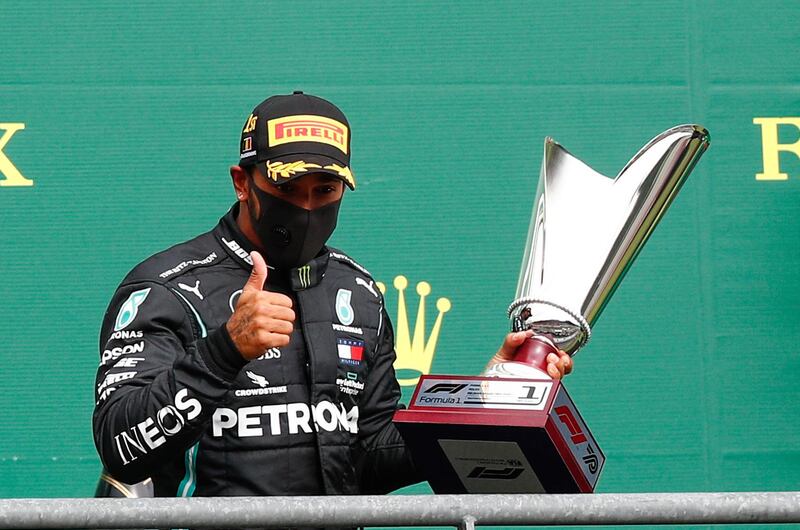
[423, 383, 468, 394]
[466, 466, 524, 480]
[114, 289, 151, 331]
[554, 405, 587, 445]
[582, 444, 599, 474]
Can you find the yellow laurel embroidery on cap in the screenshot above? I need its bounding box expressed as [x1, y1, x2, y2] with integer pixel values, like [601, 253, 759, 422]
[266, 161, 322, 181]
[324, 164, 356, 188]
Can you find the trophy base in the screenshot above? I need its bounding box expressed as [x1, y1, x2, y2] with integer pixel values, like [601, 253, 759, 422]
[394, 375, 603, 494]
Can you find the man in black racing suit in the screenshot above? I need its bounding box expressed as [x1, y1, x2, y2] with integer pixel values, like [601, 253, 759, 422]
[93, 203, 414, 496]
[93, 92, 572, 498]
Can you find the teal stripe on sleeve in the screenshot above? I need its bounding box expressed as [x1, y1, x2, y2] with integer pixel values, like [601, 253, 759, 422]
[177, 443, 199, 497]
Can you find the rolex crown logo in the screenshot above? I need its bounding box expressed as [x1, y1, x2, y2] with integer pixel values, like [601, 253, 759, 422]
[376, 276, 451, 386]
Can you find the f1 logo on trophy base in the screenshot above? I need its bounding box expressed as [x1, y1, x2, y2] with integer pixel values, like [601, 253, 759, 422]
[394, 125, 710, 494]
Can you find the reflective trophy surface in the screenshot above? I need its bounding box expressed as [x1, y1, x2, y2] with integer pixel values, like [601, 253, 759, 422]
[94, 471, 153, 497]
[486, 124, 710, 378]
[394, 125, 710, 494]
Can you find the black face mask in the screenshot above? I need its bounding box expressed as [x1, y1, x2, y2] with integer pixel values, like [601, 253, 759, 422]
[248, 182, 341, 270]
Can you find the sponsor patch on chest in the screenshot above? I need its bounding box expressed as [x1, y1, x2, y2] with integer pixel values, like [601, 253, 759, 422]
[337, 338, 364, 365]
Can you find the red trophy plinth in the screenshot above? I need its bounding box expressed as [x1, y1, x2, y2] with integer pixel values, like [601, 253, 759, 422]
[394, 374, 603, 493]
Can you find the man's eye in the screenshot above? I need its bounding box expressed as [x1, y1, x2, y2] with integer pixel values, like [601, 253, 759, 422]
[276, 185, 294, 194]
[316, 186, 336, 194]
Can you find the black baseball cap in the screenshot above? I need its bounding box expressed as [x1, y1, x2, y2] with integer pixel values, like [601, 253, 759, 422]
[239, 91, 356, 189]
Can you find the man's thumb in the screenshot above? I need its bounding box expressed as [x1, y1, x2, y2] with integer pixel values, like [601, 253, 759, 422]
[244, 251, 268, 291]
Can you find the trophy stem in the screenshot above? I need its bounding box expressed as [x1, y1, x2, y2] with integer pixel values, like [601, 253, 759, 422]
[483, 333, 560, 379]
[513, 335, 560, 373]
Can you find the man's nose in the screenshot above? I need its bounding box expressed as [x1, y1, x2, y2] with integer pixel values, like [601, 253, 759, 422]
[291, 193, 315, 211]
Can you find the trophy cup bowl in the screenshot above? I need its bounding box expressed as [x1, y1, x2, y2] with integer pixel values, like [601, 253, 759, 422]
[486, 124, 710, 378]
[394, 125, 710, 494]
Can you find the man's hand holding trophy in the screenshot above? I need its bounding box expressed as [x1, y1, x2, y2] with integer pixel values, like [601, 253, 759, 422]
[488, 330, 573, 380]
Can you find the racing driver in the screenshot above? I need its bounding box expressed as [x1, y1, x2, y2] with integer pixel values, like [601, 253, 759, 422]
[92, 92, 573, 498]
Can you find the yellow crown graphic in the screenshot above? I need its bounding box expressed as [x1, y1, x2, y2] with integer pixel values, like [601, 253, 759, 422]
[376, 276, 451, 387]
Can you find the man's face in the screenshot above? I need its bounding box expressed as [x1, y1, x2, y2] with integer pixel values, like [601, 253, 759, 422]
[239, 166, 345, 268]
[249, 167, 344, 214]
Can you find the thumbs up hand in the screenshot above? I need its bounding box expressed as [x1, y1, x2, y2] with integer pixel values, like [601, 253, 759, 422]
[226, 251, 295, 360]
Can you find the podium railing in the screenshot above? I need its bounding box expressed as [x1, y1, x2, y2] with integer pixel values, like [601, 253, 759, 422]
[1, 492, 799, 528]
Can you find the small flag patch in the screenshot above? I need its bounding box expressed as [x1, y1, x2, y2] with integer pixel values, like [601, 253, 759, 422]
[337, 338, 364, 364]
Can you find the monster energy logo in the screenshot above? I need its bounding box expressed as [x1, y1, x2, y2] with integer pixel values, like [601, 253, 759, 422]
[297, 265, 311, 289]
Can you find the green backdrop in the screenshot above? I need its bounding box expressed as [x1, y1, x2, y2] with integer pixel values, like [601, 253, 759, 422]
[1, 1, 798, 528]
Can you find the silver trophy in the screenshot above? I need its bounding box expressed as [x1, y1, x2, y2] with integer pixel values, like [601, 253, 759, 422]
[485, 124, 710, 378]
[396, 125, 710, 494]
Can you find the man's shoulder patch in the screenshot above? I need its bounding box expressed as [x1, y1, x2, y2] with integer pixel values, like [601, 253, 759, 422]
[122, 231, 223, 285]
[328, 249, 372, 277]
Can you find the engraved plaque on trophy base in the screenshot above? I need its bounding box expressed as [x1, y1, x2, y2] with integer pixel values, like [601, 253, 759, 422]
[393, 375, 604, 493]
